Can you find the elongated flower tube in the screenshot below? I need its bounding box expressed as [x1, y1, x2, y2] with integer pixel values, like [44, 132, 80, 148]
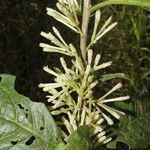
[39, 28, 73, 56]
[101, 96, 130, 103]
[91, 10, 101, 42]
[88, 10, 117, 49]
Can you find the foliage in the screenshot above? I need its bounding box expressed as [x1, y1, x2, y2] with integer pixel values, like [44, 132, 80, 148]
[107, 88, 150, 149]
[99, 73, 132, 83]
[0, 74, 94, 150]
[0, 74, 60, 149]
[91, 0, 150, 13]
[62, 126, 93, 150]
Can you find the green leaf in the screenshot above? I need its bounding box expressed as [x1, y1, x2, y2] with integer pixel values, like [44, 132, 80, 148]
[100, 73, 133, 84]
[65, 126, 93, 150]
[53, 142, 66, 150]
[53, 126, 93, 150]
[0, 74, 60, 150]
[91, 0, 150, 13]
[107, 88, 150, 149]
[108, 113, 150, 149]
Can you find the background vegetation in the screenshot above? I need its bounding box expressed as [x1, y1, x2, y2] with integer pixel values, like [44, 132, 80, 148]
[0, 0, 149, 149]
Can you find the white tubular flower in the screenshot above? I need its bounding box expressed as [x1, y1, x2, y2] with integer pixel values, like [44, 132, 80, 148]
[95, 137, 112, 147]
[82, 65, 91, 88]
[84, 90, 93, 99]
[47, 90, 64, 102]
[52, 27, 68, 47]
[39, 44, 64, 52]
[56, 1, 72, 19]
[60, 57, 69, 74]
[93, 113, 100, 121]
[103, 137, 112, 144]
[39, 83, 62, 92]
[96, 107, 114, 125]
[72, 0, 80, 10]
[47, 8, 77, 32]
[87, 49, 93, 66]
[96, 118, 104, 125]
[59, 128, 68, 141]
[85, 116, 91, 125]
[92, 126, 103, 135]
[100, 16, 114, 33]
[99, 82, 122, 100]
[97, 136, 107, 144]
[46, 88, 58, 95]
[98, 103, 123, 119]
[40, 47, 71, 56]
[101, 112, 114, 125]
[69, 44, 85, 71]
[46, 0, 80, 34]
[62, 117, 74, 134]
[94, 61, 112, 71]
[91, 10, 101, 42]
[40, 31, 64, 48]
[80, 107, 86, 126]
[84, 81, 98, 95]
[69, 43, 77, 55]
[102, 96, 130, 103]
[94, 54, 101, 67]
[88, 12, 117, 49]
[58, 0, 80, 16]
[43, 66, 58, 77]
[67, 111, 77, 130]
[51, 108, 72, 115]
[96, 22, 117, 41]
[66, 0, 79, 24]
[52, 101, 65, 110]
[87, 75, 94, 83]
[40, 29, 73, 56]
[94, 131, 106, 141]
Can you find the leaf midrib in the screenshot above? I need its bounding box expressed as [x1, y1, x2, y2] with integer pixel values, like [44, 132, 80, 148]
[0, 87, 49, 145]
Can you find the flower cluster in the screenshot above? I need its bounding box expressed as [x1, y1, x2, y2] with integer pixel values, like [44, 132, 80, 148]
[88, 10, 117, 49]
[47, 0, 81, 33]
[39, 46, 129, 146]
[39, 0, 129, 147]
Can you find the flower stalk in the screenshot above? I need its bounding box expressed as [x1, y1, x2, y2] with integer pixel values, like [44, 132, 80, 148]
[80, 0, 91, 61]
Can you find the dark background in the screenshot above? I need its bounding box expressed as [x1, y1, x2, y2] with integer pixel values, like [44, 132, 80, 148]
[0, 0, 149, 107]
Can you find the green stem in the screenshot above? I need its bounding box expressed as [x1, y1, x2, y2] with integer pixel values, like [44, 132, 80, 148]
[91, 0, 150, 13]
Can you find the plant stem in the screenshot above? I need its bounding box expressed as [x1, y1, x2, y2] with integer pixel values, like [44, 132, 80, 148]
[80, 0, 91, 62]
